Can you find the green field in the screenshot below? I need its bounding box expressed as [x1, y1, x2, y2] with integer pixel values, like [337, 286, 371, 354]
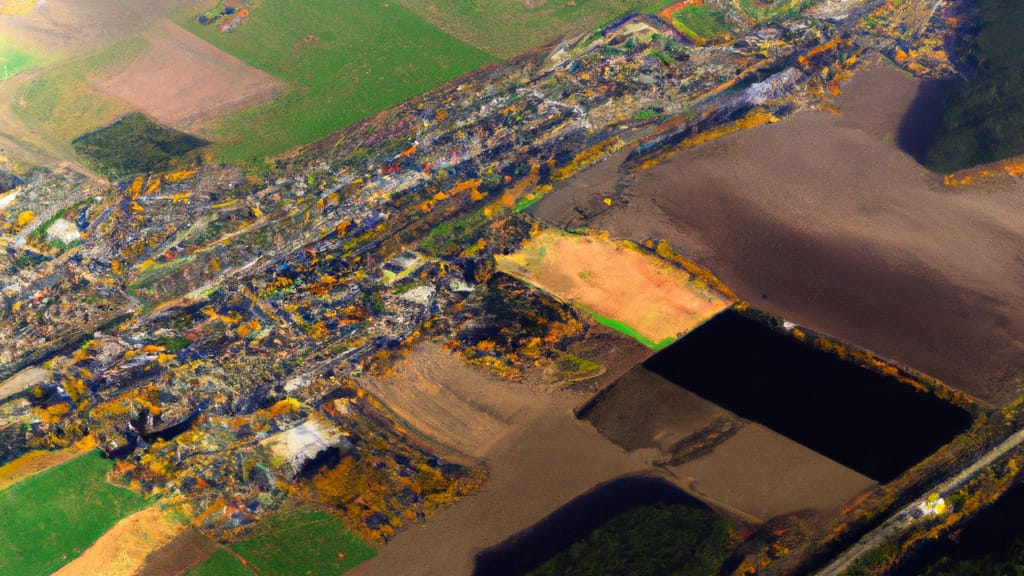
[188, 508, 376, 575]
[177, 0, 494, 166]
[527, 503, 733, 576]
[0, 450, 148, 576]
[394, 0, 674, 59]
[185, 550, 252, 576]
[0, 40, 44, 81]
[735, 0, 820, 23]
[673, 5, 732, 43]
[12, 37, 144, 148]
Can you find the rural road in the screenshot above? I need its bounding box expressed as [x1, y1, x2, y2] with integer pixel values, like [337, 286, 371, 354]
[817, 426, 1024, 575]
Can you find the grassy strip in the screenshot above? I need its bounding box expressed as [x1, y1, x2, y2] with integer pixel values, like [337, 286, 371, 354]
[176, 0, 494, 166]
[0, 450, 147, 576]
[580, 305, 675, 351]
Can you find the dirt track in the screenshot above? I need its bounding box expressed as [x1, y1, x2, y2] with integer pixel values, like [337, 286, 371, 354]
[534, 58, 1024, 405]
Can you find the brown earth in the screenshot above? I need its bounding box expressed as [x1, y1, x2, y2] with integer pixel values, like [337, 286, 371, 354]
[583, 365, 726, 453]
[0, 0, 204, 54]
[533, 57, 1024, 405]
[352, 331, 872, 574]
[137, 527, 220, 576]
[358, 341, 537, 462]
[670, 424, 875, 520]
[53, 507, 184, 576]
[92, 20, 285, 131]
[584, 365, 875, 521]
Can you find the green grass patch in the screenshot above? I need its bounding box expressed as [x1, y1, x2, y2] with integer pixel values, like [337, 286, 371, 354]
[185, 549, 253, 576]
[735, 0, 819, 23]
[176, 0, 494, 166]
[0, 40, 44, 81]
[0, 450, 148, 576]
[555, 351, 604, 380]
[581, 306, 675, 351]
[12, 37, 144, 147]
[672, 5, 732, 42]
[527, 503, 733, 576]
[231, 508, 376, 575]
[394, 0, 676, 59]
[72, 113, 207, 179]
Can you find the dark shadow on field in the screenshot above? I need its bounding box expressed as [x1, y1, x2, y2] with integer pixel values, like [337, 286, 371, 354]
[643, 309, 972, 483]
[896, 78, 960, 166]
[471, 475, 710, 576]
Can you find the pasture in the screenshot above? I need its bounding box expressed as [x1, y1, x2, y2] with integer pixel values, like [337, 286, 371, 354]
[0, 450, 147, 576]
[176, 0, 494, 165]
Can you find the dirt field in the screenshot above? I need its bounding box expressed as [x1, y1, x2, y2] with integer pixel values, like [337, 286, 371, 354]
[359, 342, 543, 462]
[92, 20, 284, 130]
[584, 365, 875, 520]
[0, 366, 49, 402]
[496, 231, 732, 348]
[584, 365, 726, 453]
[533, 57, 1024, 405]
[52, 507, 184, 576]
[670, 424, 875, 520]
[136, 527, 220, 576]
[0, 0, 203, 54]
[351, 328, 874, 574]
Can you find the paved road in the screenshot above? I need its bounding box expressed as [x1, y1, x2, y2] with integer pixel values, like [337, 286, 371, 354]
[817, 427, 1024, 575]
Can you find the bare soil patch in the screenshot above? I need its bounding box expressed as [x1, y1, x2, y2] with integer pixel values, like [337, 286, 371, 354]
[0, 0, 204, 54]
[670, 424, 875, 520]
[358, 341, 543, 461]
[496, 231, 732, 347]
[583, 364, 876, 521]
[92, 20, 284, 131]
[0, 365, 49, 402]
[351, 394, 654, 576]
[583, 364, 726, 453]
[534, 58, 1024, 404]
[52, 507, 184, 576]
[137, 527, 219, 576]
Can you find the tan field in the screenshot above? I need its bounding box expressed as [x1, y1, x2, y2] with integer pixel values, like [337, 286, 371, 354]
[0, 0, 203, 54]
[53, 507, 184, 576]
[92, 20, 285, 131]
[496, 231, 733, 348]
[0, 446, 77, 491]
[534, 57, 1024, 405]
